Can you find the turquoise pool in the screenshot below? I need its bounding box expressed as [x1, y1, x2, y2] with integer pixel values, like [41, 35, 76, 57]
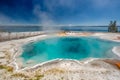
[20, 36, 120, 65]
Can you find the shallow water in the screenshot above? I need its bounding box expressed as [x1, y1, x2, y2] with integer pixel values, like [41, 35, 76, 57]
[20, 36, 120, 66]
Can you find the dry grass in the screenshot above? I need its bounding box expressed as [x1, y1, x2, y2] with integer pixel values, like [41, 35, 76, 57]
[43, 68, 65, 75]
[0, 64, 14, 72]
[11, 73, 29, 78]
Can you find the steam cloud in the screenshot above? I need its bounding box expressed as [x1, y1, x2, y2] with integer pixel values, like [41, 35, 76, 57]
[33, 5, 55, 30]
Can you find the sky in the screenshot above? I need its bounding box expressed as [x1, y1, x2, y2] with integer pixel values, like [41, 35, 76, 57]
[0, 0, 120, 25]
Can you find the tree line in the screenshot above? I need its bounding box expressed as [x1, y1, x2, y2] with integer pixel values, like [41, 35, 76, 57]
[108, 21, 119, 32]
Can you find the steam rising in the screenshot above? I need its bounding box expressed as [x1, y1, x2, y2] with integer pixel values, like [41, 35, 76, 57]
[33, 5, 56, 30]
[33, 5, 55, 26]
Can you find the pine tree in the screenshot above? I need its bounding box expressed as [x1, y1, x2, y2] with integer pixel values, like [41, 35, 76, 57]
[108, 21, 118, 32]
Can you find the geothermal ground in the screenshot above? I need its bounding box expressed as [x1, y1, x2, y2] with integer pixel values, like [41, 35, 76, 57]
[0, 32, 120, 80]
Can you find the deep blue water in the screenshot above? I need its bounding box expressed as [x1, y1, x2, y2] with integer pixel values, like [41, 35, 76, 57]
[0, 26, 120, 32]
[21, 36, 120, 65]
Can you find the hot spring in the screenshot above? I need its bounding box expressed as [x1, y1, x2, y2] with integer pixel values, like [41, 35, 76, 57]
[20, 36, 120, 66]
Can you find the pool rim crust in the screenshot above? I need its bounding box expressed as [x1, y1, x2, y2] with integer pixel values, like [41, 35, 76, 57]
[13, 32, 120, 71]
